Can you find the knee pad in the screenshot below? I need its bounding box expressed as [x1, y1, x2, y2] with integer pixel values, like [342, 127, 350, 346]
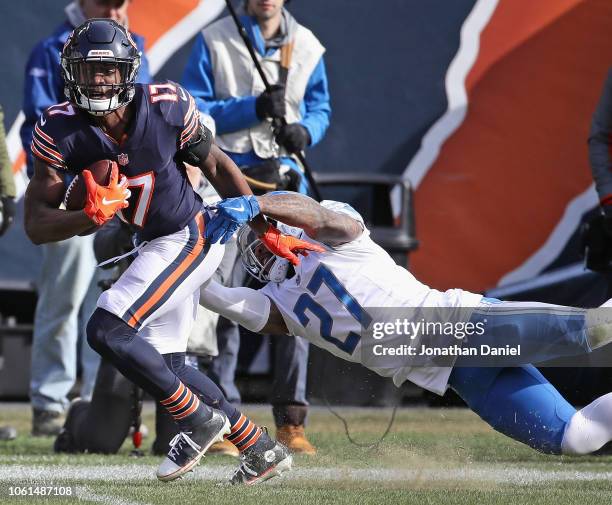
[87, 309, 111, 354]
[87, 308, 136, 356]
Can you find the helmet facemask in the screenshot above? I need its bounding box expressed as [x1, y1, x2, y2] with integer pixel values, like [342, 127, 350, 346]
[62, 56, 140, 116]
[237, 226, 292, 284]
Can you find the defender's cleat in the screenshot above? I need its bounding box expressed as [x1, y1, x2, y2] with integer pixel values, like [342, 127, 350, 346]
[157, 409, 230, 482]
[276, 425, 317, 455]
[229, 431, 293, 485]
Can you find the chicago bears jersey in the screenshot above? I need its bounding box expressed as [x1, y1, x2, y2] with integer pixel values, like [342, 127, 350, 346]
[31, 82, 205, 241]
[261, 201, 483, 395]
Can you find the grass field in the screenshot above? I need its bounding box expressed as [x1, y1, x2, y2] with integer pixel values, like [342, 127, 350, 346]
[1, 403, 612, 504]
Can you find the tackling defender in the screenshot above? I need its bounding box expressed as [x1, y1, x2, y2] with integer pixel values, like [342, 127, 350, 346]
[24, 19, 318, 483]
[200, 191, 612, 456]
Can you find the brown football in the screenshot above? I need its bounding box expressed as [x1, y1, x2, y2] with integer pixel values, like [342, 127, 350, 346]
[64, 159, 116, 211]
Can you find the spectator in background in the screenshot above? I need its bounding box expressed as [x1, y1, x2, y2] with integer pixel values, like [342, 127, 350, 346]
[0, 103, 17, 441]
[583, 68, 612, 278]
[0, 105, 15, 237]
[589, 68, 612, 222]
[182, 0, 330, 455]
[19, 0, 150, 436]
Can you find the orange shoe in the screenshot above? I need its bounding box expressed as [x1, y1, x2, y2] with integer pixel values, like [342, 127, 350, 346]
[276, 425, 317, 456]
[208, 438, 239, 457]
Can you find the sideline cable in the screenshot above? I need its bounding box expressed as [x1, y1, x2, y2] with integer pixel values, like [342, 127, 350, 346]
[322, 387, 399, 450]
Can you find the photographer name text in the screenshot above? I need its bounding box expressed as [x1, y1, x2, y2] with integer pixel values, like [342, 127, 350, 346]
[372, 344, 521, 356]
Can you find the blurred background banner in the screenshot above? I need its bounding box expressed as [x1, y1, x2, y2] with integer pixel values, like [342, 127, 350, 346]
[0, 0, 610, 294]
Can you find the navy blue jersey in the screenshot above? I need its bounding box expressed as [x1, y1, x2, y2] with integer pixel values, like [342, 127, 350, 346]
[31, 82, 204, 241]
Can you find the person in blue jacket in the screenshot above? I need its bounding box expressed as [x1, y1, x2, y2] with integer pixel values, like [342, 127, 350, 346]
[182, 0, 330, 195]
[19, 0, 151, 437]
[182, 0, 330, 455]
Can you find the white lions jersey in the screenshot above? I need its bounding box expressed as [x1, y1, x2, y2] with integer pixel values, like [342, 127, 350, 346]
[261, 201, 482, 395]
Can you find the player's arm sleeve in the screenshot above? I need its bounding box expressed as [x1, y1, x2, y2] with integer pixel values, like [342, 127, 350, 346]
[29, 114, 68, 173]
[298, 56, 331, 147]
[173, 87, 213, 164]
[199, 280, 271, 333]
[181, 33, 260, 135]
[133, 35, 152, 84]
[20, 41, 63, 175]
[0, 106, 15, 198]
[589, 68, 612, 213]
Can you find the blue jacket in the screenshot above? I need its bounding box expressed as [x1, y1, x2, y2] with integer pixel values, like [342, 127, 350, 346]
[20, 20, 151, 176]
[181, 15, 331, 171]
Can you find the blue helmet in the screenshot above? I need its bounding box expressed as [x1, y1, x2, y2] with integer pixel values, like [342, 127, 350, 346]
[60, 18, 141, 116]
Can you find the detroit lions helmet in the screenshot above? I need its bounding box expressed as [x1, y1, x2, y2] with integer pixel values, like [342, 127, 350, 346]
[237, 223, 303, 284]
[61, 18, 141, 116]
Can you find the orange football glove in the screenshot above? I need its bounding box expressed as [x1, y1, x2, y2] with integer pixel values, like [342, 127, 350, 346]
[259, 224, 325, 266]
[82, 164, 131, 226]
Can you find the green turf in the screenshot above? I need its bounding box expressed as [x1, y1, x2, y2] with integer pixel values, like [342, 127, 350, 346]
[1, 404, 612, 504]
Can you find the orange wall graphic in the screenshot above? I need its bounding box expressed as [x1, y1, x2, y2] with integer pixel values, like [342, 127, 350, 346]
[411, 0, 612, 292]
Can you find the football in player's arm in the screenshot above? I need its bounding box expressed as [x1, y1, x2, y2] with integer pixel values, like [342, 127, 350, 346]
[24, 128, 269, 245]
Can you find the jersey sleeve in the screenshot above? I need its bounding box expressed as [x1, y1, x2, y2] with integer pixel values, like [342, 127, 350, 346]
[320, 200, 365, 224]
[318, 199, 369, 247]
[30, 111, 68, 172]
[154, 81, 202, 151]
[179, 91, 202, 151]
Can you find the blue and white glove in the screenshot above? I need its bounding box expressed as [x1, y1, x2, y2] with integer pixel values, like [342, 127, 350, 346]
[205, 195, 261, 244]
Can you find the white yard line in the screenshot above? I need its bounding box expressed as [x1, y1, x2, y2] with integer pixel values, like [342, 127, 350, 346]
[1, 464, 611, 485]
[77, 486, 150, 505]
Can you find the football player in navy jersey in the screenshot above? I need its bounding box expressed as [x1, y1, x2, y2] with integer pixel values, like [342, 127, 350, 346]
[23, 19, 320, 483]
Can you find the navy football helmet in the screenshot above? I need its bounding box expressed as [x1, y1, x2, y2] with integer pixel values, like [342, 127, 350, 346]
[61, 18, 141, 116]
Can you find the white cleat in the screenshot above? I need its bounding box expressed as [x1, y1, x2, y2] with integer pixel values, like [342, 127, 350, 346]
[157, 409, 230, 482]
[229, 431, 293, 485]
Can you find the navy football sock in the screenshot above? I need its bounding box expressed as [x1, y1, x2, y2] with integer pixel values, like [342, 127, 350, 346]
[163, 352, 240, 426]
[159, 379, 212, 431]
[163, 353, 263, 450]
[87, 308, 213, 430]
